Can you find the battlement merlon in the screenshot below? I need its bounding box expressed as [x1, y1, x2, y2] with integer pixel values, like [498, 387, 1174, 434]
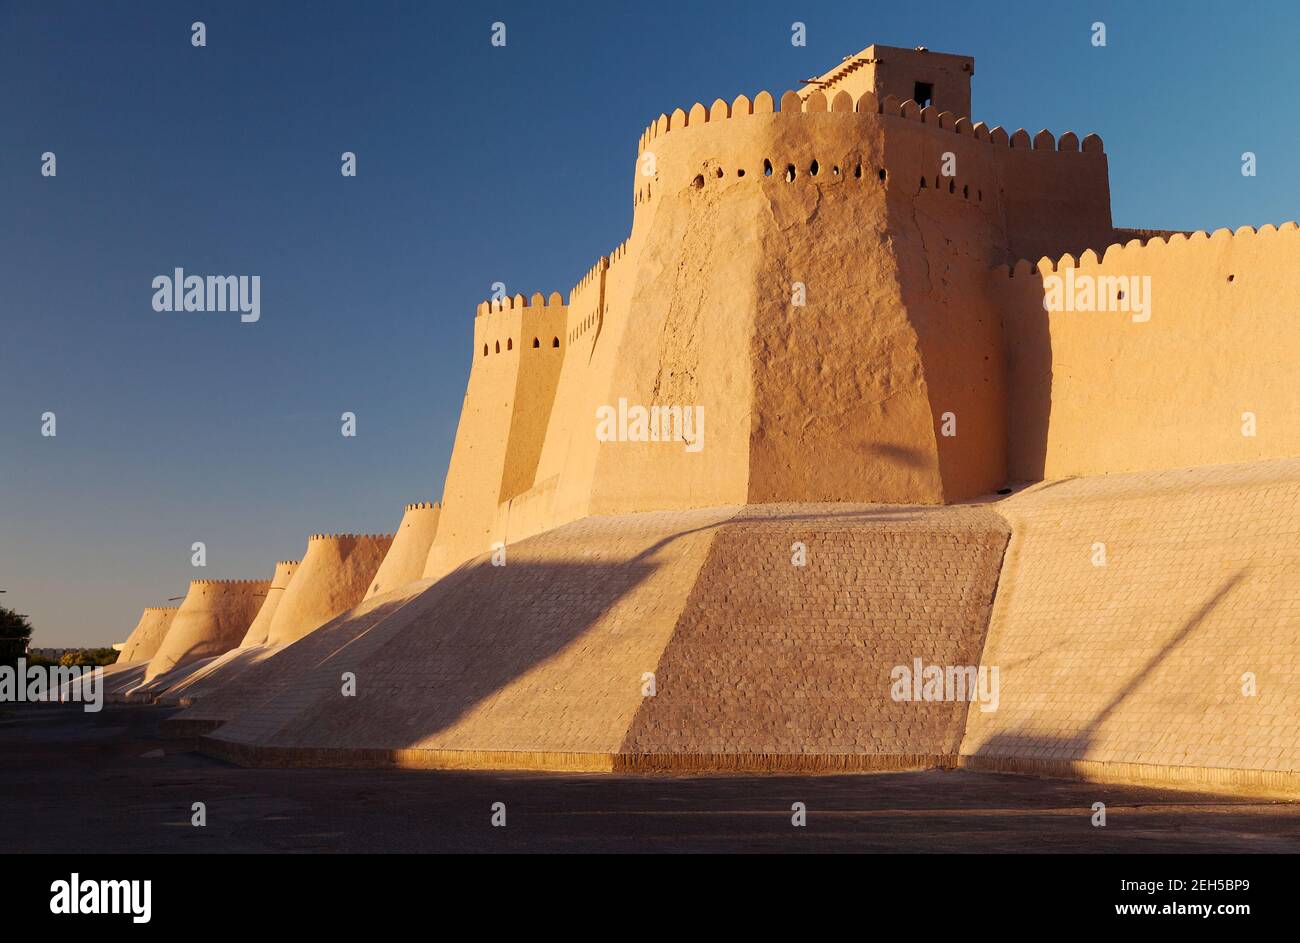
[799, 44, 974, 119]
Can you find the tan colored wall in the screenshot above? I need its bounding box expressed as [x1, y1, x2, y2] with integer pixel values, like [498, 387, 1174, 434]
[144, 580, 270, 681]
[266, 533, 393, 645]
[239, 560, 299, 646]
[499, 474, 558, 546]
[153, 645, 261, 707]
[104, 663, 149, 698]
[998, 224, 1300, 481]
[800, 44, 974, 120]
[208, 508, 735, 759]
[366, 503, 439, 599]
[425, 298, 551, 579]
[961, 460, 1300, 789]
[160, 49, 1300, 787]
[420, 86, 1113, 583]
[589, 130, 756, 514]
[520, 252, 625, 535]
[586, 91, 1101, 510]
[117, 607, 177, 664]
[195, 505, 1009, 772]
[857, 102, 1024, 500]
[996, 132, 1113, 263]
[500, 302, 568, 503]
[167, 580, 433, 735]
[187, 471, 1300, 782]
[622, 505, 1008, 758]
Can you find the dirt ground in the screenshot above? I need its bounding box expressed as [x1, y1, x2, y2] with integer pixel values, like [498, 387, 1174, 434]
[3, 703, 1298, 853]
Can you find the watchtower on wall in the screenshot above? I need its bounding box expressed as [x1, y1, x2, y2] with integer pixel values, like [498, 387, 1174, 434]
[425, 39, 1122, 581]
[801, 44, 974, 120]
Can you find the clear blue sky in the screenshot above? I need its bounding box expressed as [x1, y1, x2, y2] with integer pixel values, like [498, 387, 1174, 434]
[3, 0, 1298, 645]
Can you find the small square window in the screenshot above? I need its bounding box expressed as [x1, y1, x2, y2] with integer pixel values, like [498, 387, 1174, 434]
[913, 81, 934, 108]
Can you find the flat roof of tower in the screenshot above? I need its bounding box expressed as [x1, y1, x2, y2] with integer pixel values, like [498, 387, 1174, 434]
[805, 43, 975, 90]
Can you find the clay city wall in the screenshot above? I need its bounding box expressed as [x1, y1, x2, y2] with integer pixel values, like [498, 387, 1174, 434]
[366, 503, 439, 599]
[196, 504, 1008, 773]
[621, 504, 1009, 768]
[426, 295, 567, 580]
[107, 55, 1300, 793]
[265, 533, 393, 645]
[143, 579, 271, 682]
[635, 87, 1113, 262]
[996, 223, 1300, 481]
[239, 560, 299, 646]
[117, 606, 178, 665]
[961, 459, 1300, 796]
[428, 85, 1113, 585]
[207, 509, 735, 768]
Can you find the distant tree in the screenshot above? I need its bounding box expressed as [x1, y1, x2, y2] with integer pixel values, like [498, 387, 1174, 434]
[84, 648, 119, 667]
[57, 648, 118, 668]
[0, 606, 33, 668]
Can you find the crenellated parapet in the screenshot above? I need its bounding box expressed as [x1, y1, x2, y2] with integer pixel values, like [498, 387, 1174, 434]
[994, 219, 1300, 482]
[188, 578, 271, 587]
[474, 291, 568, 362]
[367, 501, 443, 599]
[264, 532, 395, 645]
[475, 291, 565, 316]
[637, 85, 1102, 157]
[997, 220, 1300, 278]
[630, 81, 1110, 263]
[144, 577, 271, 682]
[573, 256, 606, 298]
[307, 533, 392, 542]
[118, 606, 181, 666]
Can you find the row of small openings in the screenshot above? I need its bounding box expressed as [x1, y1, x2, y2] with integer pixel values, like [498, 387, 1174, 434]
[691, 160, 888, 189]
[634, 182, 653, 205]
[918, 175, 984, 202]
[482, 337, 561, 357]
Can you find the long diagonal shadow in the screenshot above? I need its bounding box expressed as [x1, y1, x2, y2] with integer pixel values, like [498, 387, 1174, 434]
[974, 568, 1251, 759]
[1087, 569, 1249, 733]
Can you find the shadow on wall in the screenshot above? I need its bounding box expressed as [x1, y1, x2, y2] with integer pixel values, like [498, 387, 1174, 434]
[267, 504, 967, 753]
[1003, 274, 1052, 482]
[971, 568, 1249, 763]
[867, 442, 929, 469]
[327, 555, 663, 750]
[180, 589, 439, 727]
[122, 649, 218, 699]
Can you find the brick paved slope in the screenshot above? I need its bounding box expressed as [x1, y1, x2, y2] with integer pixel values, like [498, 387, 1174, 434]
[961, 459, 1300, 793]
[622, 505, 1009, 766]
[196, 505, 1009, 771]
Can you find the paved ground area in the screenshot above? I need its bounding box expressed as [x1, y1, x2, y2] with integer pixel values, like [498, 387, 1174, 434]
[2, 703, 1299, 853]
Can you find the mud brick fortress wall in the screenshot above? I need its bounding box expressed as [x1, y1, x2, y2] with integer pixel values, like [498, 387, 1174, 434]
[145, 580, 269, 681]
[117, 607, 178, 665]
[996, 226, 1300, 481]
[962, 460, 1300, 792]
[198, 505, 1008, 772]
[621, 505, 1009, 766]
[208, 510, 734, 766]
[428, 62, 1117, 580]
[429, 48, 1297, 588]
[265, 533, 393, 645]
[402, 44, 1299, 785]
[120, 43, 1300, 790]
